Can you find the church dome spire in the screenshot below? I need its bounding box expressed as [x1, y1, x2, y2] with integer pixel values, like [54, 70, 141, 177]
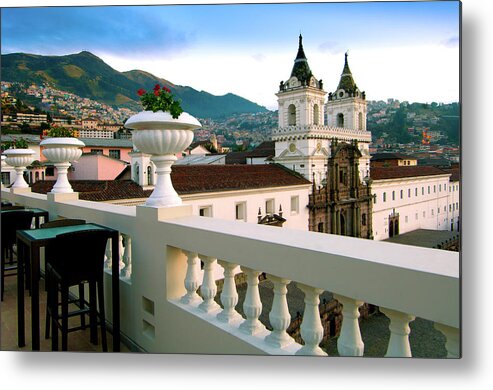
[336, 51, 358, 93]
[290, 34, 313, 86]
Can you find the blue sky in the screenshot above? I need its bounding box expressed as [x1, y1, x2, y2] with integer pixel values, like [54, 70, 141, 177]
[1, 1, 460, 109]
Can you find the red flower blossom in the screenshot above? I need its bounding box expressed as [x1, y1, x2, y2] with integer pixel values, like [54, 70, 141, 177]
[154, 90, 160, 96]
[137, 88, 146, 96]
[153, 84, 161, 91]
[162, 86, 171, 93]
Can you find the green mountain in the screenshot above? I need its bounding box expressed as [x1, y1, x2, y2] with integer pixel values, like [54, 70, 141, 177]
[1, 51, 268, 118]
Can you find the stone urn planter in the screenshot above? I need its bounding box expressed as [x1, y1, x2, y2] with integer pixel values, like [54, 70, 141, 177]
[124, 110, 201, 207]
[40, 137, 85, 193]
[3, 148, 36, 188]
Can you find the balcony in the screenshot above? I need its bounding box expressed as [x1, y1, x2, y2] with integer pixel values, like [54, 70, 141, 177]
[1, 187, 460, 357]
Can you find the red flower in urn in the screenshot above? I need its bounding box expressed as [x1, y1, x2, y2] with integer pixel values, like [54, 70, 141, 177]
[136, 84, 183, 119]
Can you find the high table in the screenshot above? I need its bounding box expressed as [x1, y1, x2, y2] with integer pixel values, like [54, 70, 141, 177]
[16, 223, 120, 351]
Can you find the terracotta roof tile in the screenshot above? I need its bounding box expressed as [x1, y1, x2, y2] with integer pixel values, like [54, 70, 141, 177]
[31, 164, 310, 202]
[370, 166, 451, 180]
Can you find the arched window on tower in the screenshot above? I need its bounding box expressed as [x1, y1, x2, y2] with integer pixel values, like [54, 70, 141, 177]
[358, 112, 363, 130]
[313, 104, 320, 125]
[147, 165, 153, 185]
[337, 113, 344, 127]
[288, 104, 296, 126]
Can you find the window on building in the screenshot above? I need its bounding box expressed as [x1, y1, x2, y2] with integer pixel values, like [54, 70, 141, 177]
[456, 202, 458, 209]
[1, 172, 10, 186]
[422, 187, 424, 195]
[405, 216, 408, 223]
[449, 204, 452, 212]
[147, 166, 153, 185]
[444, 184, 447, 191]
[439, 184, 442, 192]
[358, 112, 363, 130]
[109, 149, 121, 160]
[291, 196, 299, 214]
[438, 207, 440, 214]
[431, 209, 434, 216]
[91, 149, 103, 155]
[46, 167, 55, 176]
[423, 211, 426, 218]
[337, 113, 344, 127]
[362, 213, 367, 226]
[318, 222, 324, 232]
[235, 202, 246, 221]
[415, 213, 418, 220]
[288, 104, 296, 126]
[408, 189, 411, 198]
[383, 192, 386, 202]
[453, 203, 455, 211]
[428, 186, 430, 194]
[266, 199, 275, 214]
[199, 206, 212, 217]
[400, 190, 403, 199]
[392, 191, 395, 201]
[374, 196, 377, 204]
[415, 188, 418, 196]
[313, 104, 320, 125]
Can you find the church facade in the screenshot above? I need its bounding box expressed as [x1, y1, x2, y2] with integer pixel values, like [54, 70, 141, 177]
[273, 35, 373, 238]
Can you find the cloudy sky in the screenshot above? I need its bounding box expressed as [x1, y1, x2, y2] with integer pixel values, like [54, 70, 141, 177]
[1, 1, 460, 110]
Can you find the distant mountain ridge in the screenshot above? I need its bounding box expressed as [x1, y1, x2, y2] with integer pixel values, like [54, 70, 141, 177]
[1, 51, 268, 118]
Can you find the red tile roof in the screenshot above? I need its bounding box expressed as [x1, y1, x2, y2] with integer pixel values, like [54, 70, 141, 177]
[370, 166, 451, 180]
[31, 164, 310, 202]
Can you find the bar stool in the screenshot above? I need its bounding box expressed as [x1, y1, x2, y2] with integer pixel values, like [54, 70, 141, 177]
[46, 229, 111, 351]
[1, 210, 34, 301]
[42, 219, 86, 339]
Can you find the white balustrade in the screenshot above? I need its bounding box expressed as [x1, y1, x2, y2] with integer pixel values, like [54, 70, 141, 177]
[198, 255, 220, 313]
[2, 187, 459, 357]
[239, 267, 266, 336]
[295, 283, 327, 356]
[264, 275, 294, 348]
[333, 294, 365, 356]
[434, 323, 460, 358]
[180, 251, 202, 305]
[121, 234, 132, 279]
[216, 261, 242, 323]
[380, 307, 415, 357]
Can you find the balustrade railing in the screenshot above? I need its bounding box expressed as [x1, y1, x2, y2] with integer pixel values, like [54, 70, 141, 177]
[2, 188, 460, 357]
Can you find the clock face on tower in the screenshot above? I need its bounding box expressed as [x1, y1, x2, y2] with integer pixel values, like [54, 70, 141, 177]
[289, 143, 296, 153]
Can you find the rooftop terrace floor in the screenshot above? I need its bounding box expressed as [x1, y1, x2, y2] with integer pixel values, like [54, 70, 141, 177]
[1, 271, 130, 353]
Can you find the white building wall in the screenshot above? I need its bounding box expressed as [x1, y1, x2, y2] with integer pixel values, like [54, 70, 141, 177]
[181, 185, 311, 232]
[371, 174, 455, 241]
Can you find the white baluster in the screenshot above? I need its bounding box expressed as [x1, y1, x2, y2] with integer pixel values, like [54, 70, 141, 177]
[434, 323, 460, 358]
[380, 307, 415, 357]
[180, 251, 202, 305]
[296, 283, 327, 356]
[239, 267, 266, 335]
[198, 255, 220, 313]
[216, 261, 242, 323]
[121, 234, 132, 279]
[333, 294, 364, 356]
[104, 238, 112, 271]
[264, 275, 294, 348]
[118, 234, 125, 273]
